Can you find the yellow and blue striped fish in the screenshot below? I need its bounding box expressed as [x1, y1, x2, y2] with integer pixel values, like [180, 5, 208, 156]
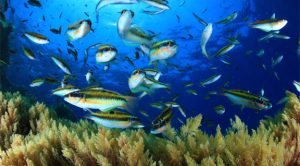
[86, 110, 143, 129]
[64, 87, 136, 112]
[223, 89, 272, 110]
[151, 106, 173, 134]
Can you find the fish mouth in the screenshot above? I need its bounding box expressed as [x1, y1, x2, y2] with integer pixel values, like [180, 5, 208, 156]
[172, 45, 178, 50]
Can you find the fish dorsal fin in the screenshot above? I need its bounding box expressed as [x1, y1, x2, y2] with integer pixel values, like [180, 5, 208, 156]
[271, 13, 276, 20]
[68, 20, 83, 30]
[154, 73, 161, 80]
[84, 86, 103, 90]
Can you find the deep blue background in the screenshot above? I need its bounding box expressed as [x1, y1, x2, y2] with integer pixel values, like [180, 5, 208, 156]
[3, 0, 299, 134]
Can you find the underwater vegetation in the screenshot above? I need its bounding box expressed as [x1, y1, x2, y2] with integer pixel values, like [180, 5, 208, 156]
[0, 90, 298, 165]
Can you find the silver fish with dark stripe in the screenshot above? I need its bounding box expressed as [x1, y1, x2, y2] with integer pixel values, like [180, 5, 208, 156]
[86, 109, 143, 128]
[151, 106, 173, 134]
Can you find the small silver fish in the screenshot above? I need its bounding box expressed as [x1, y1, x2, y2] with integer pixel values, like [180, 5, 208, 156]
[86, 70, 96, 84]
[24, 32, 49, 44]
[256, 49, 265, 57]
[51, 55, 72, 75]
[200, 74, 222, 87]
[214, 105, 225, 115]
[260, 88, 265, 96]
[271, 55, 283, 68]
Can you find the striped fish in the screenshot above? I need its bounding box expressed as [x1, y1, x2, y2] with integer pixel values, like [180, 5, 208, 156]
[86, 110, 143, 129]
[216, 11, 238, 24]
[250, 13, 287, 32]
[64, 87, 136, 112]
[200, 74, 222, 87]
[52, 85, 79, 97]
[51, 55, 72, 75]
[118, 10, 134, 37]
[215, 44, 235, 57]
[149, 40, 178, 64]
[223, 89, 272, 110]
[214, 105, 225, 115]
[151, 106, 173, 134]
[96, 45, 118, 63]
[24, 32, 49, 44]
[22, 47, 35, 60]
[67, 20, 91, 41]
[30, 78, 45, 87]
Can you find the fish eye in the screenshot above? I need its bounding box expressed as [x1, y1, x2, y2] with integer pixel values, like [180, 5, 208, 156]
[134, 70, 142, 75]
[167, 41, 174, 47]
[86, 20, 92, 26]
[257, 98, 265, 104]
[69, 91, 81, 98]
[133, 70, 138, 75]
[130, 117, 138, 121]
[103, 47, 110, 52]
[121, 10, 126, 14]
[130, 10, 135, 17]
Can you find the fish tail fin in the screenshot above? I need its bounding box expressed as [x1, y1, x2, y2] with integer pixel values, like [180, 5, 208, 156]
[123, 96, 138, 113]
[200, 83, 205, 87]
[166, 83, 172, 93]
[201, 46, 209, 58]
[148, 57, 155, 65]
[149, 33, 160, 40]
[67, 33, 74, 41]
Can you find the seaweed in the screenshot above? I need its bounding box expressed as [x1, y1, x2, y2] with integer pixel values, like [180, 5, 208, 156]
[0, 91, 298, 165]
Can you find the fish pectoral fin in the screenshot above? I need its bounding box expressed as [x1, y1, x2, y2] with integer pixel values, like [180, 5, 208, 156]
[200, 83, 205, 87]
[138, 92, 148, 99]
[83, 108, 94, 113]
[123, 96, 138, 113]
[154, 73, 162, 81]
[270, 13, 276, 20]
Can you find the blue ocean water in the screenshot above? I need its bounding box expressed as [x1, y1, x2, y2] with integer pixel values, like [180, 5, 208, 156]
[3, 0, 299, 134]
